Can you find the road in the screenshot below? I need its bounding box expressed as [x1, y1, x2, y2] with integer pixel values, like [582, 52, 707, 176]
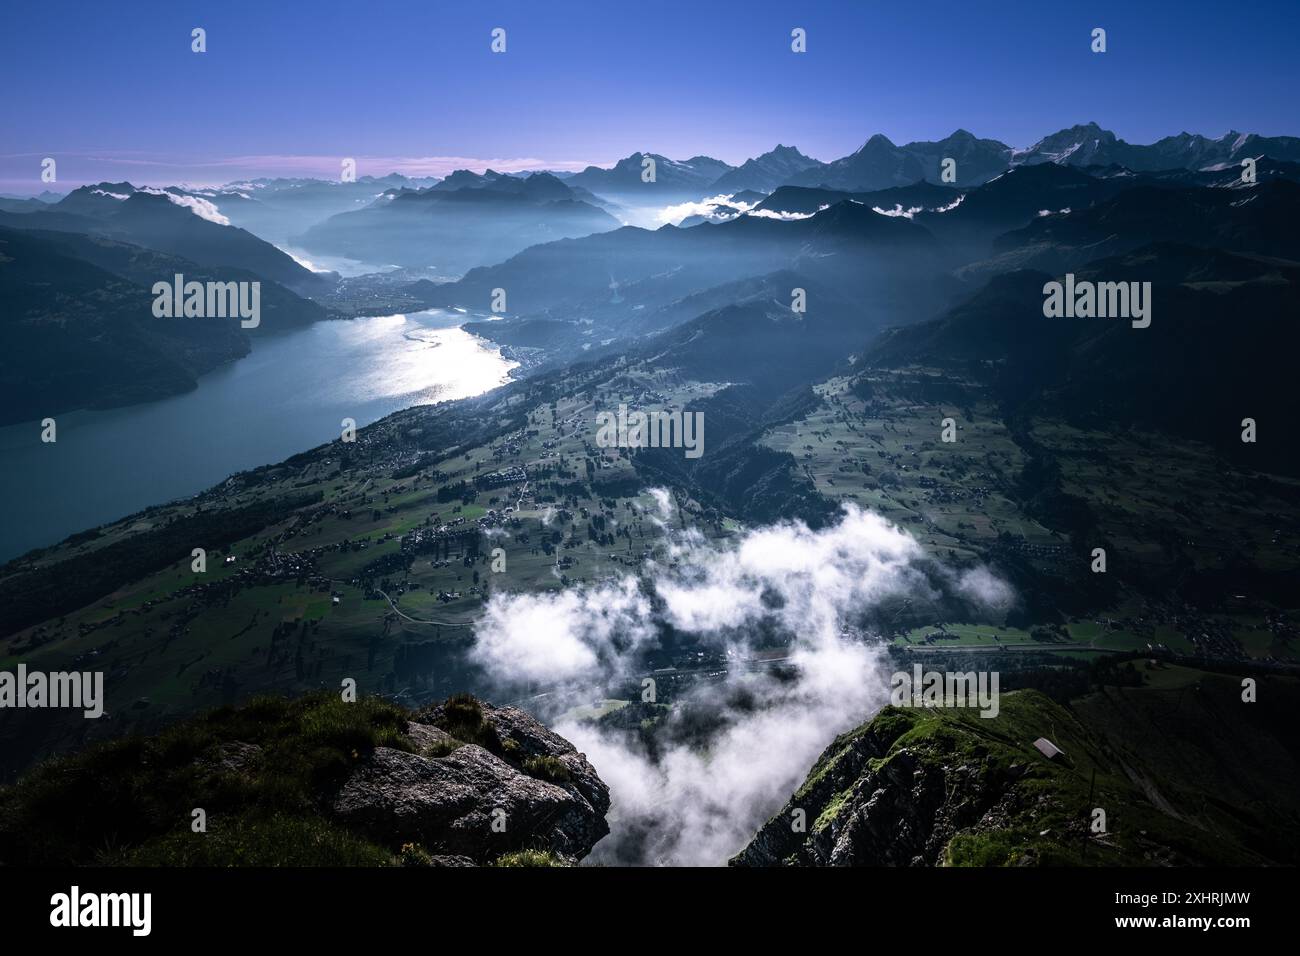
[375, 588, 482, 628]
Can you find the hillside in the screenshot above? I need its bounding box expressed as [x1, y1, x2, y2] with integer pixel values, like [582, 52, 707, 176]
[0, 226, 332, 425]
[734, 672, 1300, 866]
[0, 691, 609, 867]
[863, 244, 1300, 473]
[296, 172, 620, 273]
[1, 183, 329, 295]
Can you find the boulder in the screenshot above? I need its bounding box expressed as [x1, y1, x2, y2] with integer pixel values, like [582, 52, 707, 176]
[331, 701, 610, 864]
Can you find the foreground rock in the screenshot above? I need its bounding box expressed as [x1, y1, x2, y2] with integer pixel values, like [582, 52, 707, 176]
[331, 698, 610, 864]
[0, 691, 609, 867]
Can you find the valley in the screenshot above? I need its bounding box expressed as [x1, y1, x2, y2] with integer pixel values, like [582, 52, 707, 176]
[2, 114, 1298, 870]
[0, 308, 515, 562]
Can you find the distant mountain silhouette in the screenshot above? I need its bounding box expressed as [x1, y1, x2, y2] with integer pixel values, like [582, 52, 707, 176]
[411, 199, 943, 347]
[758, 181, 961, 216]
[296, 172, 620, 273]
[567, 152, 736, 200]
[992, 178, 1300, 267]
[786, 130, 1012, 190]
[710, 145, 824, 194]
[0, 183, 328, 295]
[863, 241, 1300, 470]
[1013, 122, 1300, 170]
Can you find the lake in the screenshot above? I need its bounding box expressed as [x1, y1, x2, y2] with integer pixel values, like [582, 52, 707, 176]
[0, 309, 516, 562]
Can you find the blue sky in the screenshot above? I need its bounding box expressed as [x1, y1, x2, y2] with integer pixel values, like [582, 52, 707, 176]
[1, 0, 1296, 192]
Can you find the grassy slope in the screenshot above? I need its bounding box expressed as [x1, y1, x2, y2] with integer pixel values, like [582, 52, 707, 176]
[0, 368, 731, 780]
[782, 673, 1299, 866]
[0, 692, 572, 867]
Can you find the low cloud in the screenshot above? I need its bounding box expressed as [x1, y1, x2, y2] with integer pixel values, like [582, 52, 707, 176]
[745, 205, 822, 220]
[141, 187, 230, 225]
[654, 193, 756, 226]
[471, 577, 654, 686]
[872, 203, 923, 219]
[955, 566, 1015, 611]
[468, 501, 1012, 865]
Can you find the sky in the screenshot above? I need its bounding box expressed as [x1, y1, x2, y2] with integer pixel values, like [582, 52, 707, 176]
[1, 0, 1297, 193]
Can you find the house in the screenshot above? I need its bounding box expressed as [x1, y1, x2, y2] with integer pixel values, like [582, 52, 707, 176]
[1033, 737, 1064, 760]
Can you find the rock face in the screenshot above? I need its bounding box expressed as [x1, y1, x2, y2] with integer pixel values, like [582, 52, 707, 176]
[734, 693, 1098, 868]
[732, 689, 1285, 868]
[732, 716, 1014, 866]
[331, 700, 610, 864]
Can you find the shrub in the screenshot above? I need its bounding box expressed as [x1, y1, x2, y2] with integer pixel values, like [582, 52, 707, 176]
[399, 842, 435, 867]
[433, 693, 500, 752]
[426, 739, 464, 758]
[0, 690, 412, 866]
[522, 755, 571, 784]
[493, 849, 565, 867]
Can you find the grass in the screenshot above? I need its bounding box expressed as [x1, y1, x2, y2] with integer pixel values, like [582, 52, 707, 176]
[431, 693, 501, 752]
[899, 623, 1037, 647]
[425, 738, 465, 758]
[118, 812, 393, 867]
[493, 849, 566, 867]
[0, 381, 724, 784]
[399, 842, 436, 866]
[1075, 671, 1300, 863]
[522, 755, 571, 784]
[779, 681, 1292, 867]
[0, 687, 602, 868]
[0, 692, 412, 866]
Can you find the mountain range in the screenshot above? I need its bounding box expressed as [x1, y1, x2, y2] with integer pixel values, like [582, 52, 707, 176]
[0, 225, 329, 425]
[539, 124, 1300, 200]
[296, 171, 620, 273]
[5, 122, 1298, 426]
[5, 120, 1300, 870]
[565, 152, 737, 200]
[0, 182, 329, 295]
[780, 123, 1300, 193]
[708, 145, 825, 193]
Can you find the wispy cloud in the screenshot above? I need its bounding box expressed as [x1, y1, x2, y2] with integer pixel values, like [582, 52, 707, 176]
[467, 501, 1014, 865]
[0, 151, 595, 193]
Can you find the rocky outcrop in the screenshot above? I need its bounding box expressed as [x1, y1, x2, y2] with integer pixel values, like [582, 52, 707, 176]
[733, 714, 1022, 866]
[732, 689, 1279, 867]
[0, 690, 610, 867]
[331, 698, 610, 864]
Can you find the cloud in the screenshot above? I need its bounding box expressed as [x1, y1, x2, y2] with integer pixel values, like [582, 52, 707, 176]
[470, 577, 655, 686]
[468, 503, 1013, 865]
[557, 654, 880, 866]
[81, 183, 230, 224]
[277, 246, 324, 272]
[872, 203, 923, 219]
[146, 188, 230, 225]
[647, 487, 674, 523]
[654, 193, 756, 226]
[0, 150, 594, 190]
[745, 206, 821, 220]
[955, 566, 1015, 611]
